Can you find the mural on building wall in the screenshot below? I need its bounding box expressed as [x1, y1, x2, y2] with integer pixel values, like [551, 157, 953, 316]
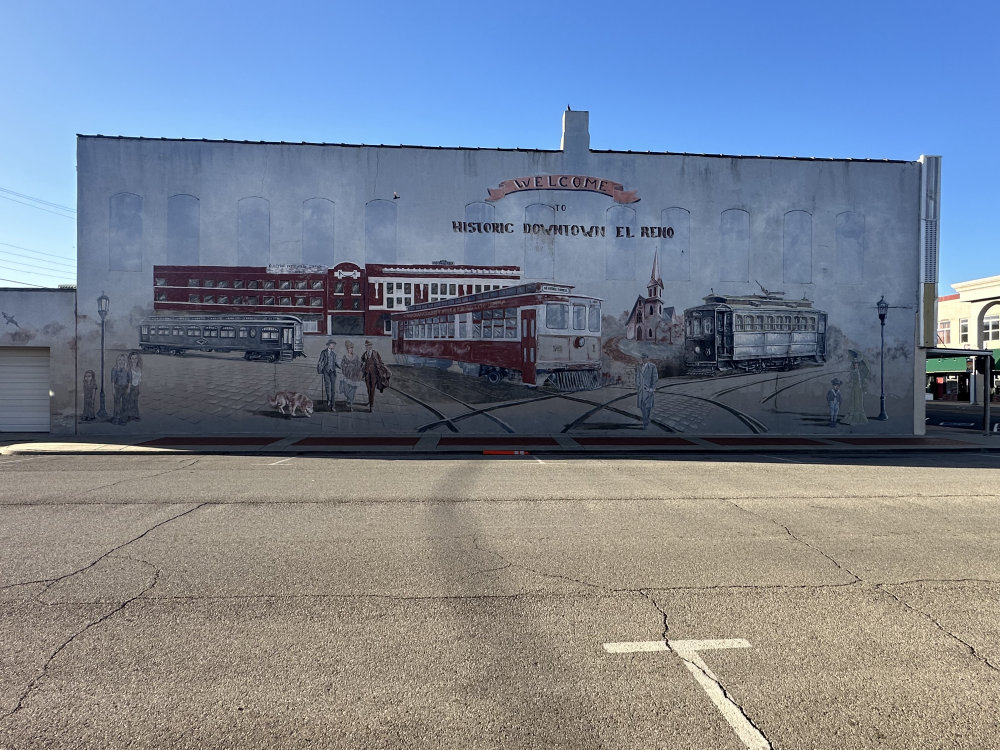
[106, 248, 894, 436]
[72, 130, 923, 438]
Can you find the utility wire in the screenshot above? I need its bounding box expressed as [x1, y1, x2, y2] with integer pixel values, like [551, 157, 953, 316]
[0, 277, 50, 288]
[0, 241, 75, 263]
[0, 249, 76, 270]
[0, 193, 76, 219]
[0, 263, 74, 282]
[0, 186, 76, 213]
[0, 256, 76, 274]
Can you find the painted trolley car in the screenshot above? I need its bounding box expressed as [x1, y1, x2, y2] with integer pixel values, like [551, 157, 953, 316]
[684, 290, 827, 374]
[392, 282, 603, 391]
[138, 314, 306, 362]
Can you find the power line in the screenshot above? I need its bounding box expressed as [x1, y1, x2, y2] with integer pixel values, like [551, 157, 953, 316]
[0, 193, 76, 219]
[0, 276, 50, 288]
[0, 256, 76, 274]
[0, 186, 76, 213]
[0, 264, 74, 283]
[0, 240, 76, 263]
[0, 248, 76, 270]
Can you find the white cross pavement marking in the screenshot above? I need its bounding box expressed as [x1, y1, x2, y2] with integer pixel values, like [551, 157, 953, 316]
[604, 639, 770, 750]
[265, 457, 294, 465]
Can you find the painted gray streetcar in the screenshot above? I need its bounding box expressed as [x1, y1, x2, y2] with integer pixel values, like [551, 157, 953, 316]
[684, 290, 827, 374]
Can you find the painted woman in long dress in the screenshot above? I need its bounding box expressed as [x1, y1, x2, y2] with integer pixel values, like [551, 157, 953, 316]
[843, 350, 869, 425]
[338, 341, 363, 411]
[125, 350, 143, 422]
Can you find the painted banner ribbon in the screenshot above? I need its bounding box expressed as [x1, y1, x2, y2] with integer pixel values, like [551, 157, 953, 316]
[487, 175, 640, 204]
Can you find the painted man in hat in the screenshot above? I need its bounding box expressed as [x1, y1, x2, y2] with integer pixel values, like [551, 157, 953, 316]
[317, 339, 338, 411]
[636, 352, 658, 429]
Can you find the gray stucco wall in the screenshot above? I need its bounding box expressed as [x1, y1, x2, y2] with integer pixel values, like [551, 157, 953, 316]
[74, 120, 925, 437]
[0, 288, 77, 434]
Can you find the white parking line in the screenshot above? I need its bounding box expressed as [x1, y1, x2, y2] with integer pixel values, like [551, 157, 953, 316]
[604, 638, 769, 750]
[263, 457, 294, 466]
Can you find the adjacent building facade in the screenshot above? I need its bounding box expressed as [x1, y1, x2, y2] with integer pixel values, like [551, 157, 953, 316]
[0, 110, 941, 436]
[929, 276, 1000, 400]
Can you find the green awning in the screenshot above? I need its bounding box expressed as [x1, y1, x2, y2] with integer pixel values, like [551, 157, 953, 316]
[927, 356, 971, 373]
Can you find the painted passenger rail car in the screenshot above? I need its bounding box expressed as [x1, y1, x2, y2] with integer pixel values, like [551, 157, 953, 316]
[138, 314, 306, 362]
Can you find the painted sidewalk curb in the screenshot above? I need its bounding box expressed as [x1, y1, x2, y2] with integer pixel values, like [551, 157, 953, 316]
[2, 431, 996, 456]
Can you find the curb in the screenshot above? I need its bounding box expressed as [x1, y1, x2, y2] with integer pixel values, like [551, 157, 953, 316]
[3, 432, 997, 457]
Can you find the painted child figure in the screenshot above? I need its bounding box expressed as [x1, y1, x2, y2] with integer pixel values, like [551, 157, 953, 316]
[826, 378, 843, 427]
[81, 369, 97, 422]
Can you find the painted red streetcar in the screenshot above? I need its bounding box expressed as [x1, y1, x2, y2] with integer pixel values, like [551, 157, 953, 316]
[391, 282, 603, 391]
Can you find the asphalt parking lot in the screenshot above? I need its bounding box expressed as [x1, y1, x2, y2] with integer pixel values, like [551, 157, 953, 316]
[1, 451, 999, 749]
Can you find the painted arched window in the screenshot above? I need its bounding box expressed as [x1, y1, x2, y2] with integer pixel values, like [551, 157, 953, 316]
[720, 209, 750, 282]
[109, 192, 143, 272]
[464, 202, 495, 266]
[365, 199, 397, 263]
[783, 210, 812, 283]
[238, 197, 270, 265]
[606, 205, 636, 280]
[836, 211, 865, 284]
[303, 198, 335, 267]
[524, 203, 555, 279]
[661, 207, 690, 282]
[167, 194, 199, 265]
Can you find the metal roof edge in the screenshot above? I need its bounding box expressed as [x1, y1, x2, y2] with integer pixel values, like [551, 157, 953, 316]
[75, 135, 915, 164]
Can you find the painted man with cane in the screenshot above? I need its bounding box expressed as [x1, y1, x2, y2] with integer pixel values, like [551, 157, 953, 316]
[636, 352, 658, 429]
[317, 339, 338, 411]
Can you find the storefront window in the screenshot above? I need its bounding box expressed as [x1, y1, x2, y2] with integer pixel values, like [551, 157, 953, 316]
[937, 320, 951, 345]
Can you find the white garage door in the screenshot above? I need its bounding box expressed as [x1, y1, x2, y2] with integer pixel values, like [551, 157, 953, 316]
[0, 347, 51, 432]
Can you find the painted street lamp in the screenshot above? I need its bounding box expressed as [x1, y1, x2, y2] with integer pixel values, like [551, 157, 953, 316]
[876, 295, 888, 421]
[97, 291, 109, 419]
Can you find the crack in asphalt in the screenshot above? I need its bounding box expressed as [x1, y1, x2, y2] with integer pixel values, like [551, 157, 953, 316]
[1, 559, 162, 722]
[0, 505, 206, 725]
[677, 650, 773, 749]
[7, 489, 1000, 509]
[33, 504, 206, 602]
[73, 459, 203, 498]
[875, 584, 1000, 673]
[722, 497, 863, 584]
[639, 589, 670, 642]
[724, 499, 999, 676]
[471, 536, 609, 592]
[640, 590, 771, 749]
[0, 504, 206, 596]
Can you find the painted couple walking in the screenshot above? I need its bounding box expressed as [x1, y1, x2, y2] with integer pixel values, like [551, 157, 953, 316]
[317, 339, 390, 412]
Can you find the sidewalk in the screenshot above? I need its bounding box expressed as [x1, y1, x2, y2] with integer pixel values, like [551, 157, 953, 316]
[1, 426, 997, 456]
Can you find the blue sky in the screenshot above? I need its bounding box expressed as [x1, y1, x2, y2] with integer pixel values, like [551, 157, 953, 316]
[1, 0, 996, 293]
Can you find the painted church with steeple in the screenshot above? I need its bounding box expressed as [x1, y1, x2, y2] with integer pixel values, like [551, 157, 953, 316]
[625, 252, 674, 341]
